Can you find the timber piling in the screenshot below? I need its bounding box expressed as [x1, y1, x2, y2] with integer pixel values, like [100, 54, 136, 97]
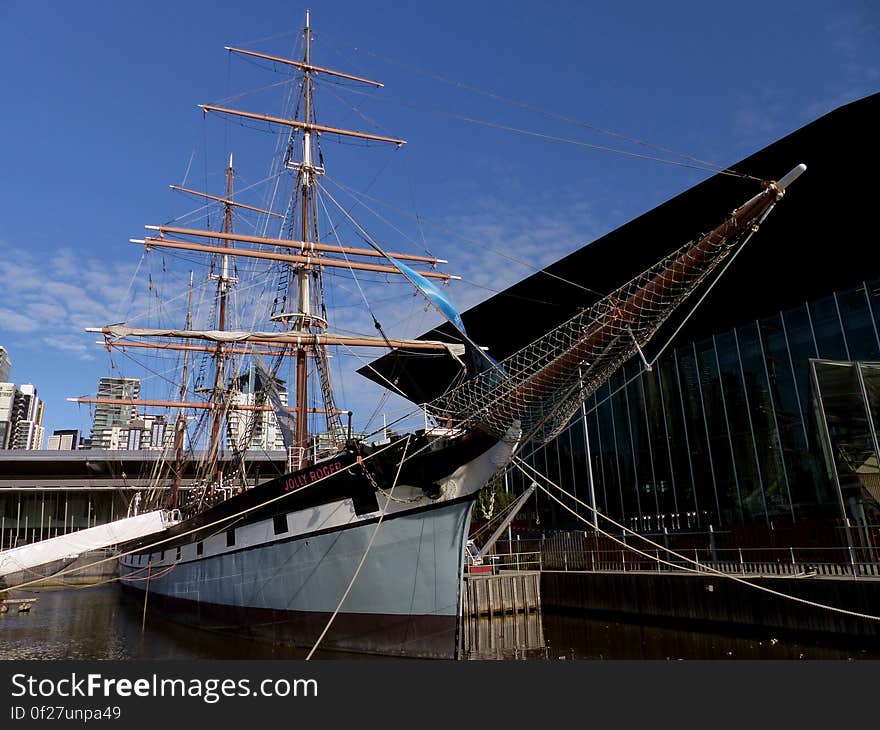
[462, 570, 541, 617]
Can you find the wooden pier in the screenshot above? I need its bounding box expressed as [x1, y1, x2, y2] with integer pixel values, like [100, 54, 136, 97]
[462, 570, 541, 617]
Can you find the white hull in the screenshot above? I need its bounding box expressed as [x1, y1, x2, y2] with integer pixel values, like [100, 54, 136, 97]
[120, 426, 520, 657]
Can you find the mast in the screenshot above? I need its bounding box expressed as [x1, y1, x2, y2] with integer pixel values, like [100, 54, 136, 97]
[206, 154, 236, 486]
[79, 11, 419, 489]
[171, 271, 194, 509]
[293, 11, 313, 466]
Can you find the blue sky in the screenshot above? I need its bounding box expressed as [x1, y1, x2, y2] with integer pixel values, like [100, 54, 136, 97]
[0, 0, 876, 442]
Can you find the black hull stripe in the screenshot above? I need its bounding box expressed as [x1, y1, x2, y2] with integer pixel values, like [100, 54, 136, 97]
[120, 584, 459, 659]
[127, 429, 497, 553]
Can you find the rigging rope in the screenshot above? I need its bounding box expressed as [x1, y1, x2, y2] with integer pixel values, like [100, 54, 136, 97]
[512, 457, 880, 623]
[322, 174, 607, 299]
[334, 85, 759, 180]
[322, 35, 759, 181]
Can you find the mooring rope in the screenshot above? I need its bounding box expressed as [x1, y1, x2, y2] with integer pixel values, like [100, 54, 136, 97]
[305, 434, 412, 659]
[512, 457, 880, 622]
[3, 438, 405, 594]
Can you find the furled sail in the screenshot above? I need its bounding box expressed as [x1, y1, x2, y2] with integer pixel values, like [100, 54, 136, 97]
[91, 325, 465, 355]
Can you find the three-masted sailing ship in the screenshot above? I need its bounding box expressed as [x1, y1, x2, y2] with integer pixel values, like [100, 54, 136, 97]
[75, 13, 804, 658]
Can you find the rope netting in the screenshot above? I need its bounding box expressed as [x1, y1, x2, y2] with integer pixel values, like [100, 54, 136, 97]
[428, 182, 784, 444]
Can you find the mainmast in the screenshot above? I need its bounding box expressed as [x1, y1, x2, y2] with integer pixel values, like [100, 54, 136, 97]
[293, 11, 314, 466]
[77, 11, 430, 486]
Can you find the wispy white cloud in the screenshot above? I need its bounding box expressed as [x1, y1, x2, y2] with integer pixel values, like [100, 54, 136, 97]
[729, 10, 878, 151]
[0, 307, 38, 333]
[0, 240, 133, 361]
[731, 86, 791, 144]
[0, 180, 602, 436]
[311, 184, 604, 432]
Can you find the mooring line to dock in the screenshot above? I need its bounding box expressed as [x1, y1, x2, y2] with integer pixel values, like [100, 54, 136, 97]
[141, 561, 152, 635]
[305, 435, 411, 660]
[4, 437, 407, 594]
[513, 458, 880, 622]
[0, 546, 165, 595]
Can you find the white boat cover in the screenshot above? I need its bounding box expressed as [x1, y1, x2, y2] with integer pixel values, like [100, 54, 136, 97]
[0, 511, 170, 579]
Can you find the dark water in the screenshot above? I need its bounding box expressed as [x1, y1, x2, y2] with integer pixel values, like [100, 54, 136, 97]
[469, 610, 880, 660]
[0, 587, 355, 660]
[2, 586, 878, 660]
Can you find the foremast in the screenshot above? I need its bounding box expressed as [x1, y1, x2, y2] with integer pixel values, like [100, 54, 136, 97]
[209, 10, 408, 468]
[206, 155, 237, 485]
[171, 271, 195, 509]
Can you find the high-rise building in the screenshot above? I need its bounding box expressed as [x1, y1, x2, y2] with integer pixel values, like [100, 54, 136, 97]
[12, 420, 44, 450]
[0, 382, 15, 449]
[0, 383, 45, 450]
[46, 429, 82, 450]
[93, 414, 173, 451]
[0, 346, 11, 383]
[227, 366, 288, 452]
[90, 377, 140, 449]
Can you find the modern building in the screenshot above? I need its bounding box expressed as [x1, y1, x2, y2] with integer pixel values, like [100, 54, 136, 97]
[365, 93, 880, 553]
[0, 382, 44, 450]
[0, 449, 287, 549]
[89, 377, 141, 449]
[0, 346, 11, 383]
[46, 429, 83, 451]
[227, 365, 289, 452]
[91, 414, 173, 451]
[12, 384, 44, 450]
[510, 284, 880, 551]
[0, 383, 15, 449]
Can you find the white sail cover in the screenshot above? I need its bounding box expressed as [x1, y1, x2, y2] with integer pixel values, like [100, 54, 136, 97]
[0, 511, 171, 579]
[101, 325, 466, 356]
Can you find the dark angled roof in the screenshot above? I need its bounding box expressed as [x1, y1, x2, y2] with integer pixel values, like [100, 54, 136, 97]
[360, 93, 880, 404]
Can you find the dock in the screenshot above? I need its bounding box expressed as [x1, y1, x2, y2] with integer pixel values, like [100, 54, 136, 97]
[0, 596, 37, 613]
[462, 570, 541, 617]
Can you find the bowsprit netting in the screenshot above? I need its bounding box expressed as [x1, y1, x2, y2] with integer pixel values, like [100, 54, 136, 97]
[428, 171, 803, 445]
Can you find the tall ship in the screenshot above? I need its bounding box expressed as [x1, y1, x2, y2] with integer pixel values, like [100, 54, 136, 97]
[74, 13, 804, 658]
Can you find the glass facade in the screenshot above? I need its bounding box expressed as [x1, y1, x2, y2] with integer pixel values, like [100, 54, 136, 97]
[508, 280, 880, 543]
[811, 360, 880, 538]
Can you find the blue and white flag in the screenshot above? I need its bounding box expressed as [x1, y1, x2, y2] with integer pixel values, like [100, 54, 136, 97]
[386, 255, 501, 375]
[387, 255, 466, 333]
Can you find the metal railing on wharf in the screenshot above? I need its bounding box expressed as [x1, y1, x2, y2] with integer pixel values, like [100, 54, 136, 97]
[491, 532, 880, 580]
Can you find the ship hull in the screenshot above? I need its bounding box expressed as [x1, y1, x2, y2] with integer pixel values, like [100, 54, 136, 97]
[121, 498, 473, 657]
[119, 424, 520, 658]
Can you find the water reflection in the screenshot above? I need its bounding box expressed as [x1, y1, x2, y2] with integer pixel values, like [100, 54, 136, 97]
[3, 587, 879, 660]
[540, 611, 880, 660]
[0, 586, 357, 660]
[462, 611, 547, 660]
